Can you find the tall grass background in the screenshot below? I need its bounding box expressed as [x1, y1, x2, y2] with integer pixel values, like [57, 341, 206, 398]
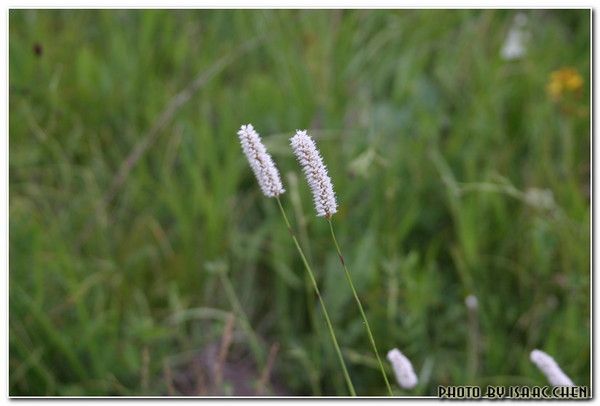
[9, 9, 590, 396]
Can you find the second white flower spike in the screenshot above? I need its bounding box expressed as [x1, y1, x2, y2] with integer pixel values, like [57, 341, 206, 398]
[387, 348, 418, 390]
[290, 130, 337, 218]
[530, 349, 575, 387]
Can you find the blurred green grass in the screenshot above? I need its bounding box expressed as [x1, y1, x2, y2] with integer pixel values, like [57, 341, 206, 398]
[9, 9, 590, 396]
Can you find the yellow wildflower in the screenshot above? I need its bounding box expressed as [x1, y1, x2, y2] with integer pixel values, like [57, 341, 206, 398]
[546, 67, 584, 101]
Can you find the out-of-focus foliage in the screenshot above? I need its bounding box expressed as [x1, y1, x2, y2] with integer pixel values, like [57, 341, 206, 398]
[9, 9, 590, 396]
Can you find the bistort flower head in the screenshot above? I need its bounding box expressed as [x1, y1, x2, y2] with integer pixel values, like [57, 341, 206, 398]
[290, 130, 337, 217]
[238, 124, 285, 198]
[500, 12, 529, 61]
[387, 348, 418, 389]
[530, 349, 575, 387]
[465, 294, 479, 311]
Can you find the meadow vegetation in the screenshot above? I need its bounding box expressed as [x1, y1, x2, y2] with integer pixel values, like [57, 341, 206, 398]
[9, 9, 590, 396]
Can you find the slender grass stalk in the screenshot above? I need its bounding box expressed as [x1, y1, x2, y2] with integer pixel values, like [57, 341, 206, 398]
[290, 129, 392, 395]
[465, 294, 480, 382]
[276, 197, 356, 396]
[288, 172, 324, 395]
[238, 124, 355, 395]
[327, 218, 394, 396]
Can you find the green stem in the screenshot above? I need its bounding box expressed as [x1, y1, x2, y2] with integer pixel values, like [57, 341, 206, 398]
[327, 218, 394, 396]
[289, 175, 323, 395]
[276, 197, 356, 396]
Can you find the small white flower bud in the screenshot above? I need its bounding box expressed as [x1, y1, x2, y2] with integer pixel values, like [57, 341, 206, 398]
[465, 294, 478, 311]
[238, 124, 285, 198]
[387, 348, 418, 389]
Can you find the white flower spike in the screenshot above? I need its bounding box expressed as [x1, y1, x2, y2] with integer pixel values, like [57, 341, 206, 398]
[290, 130, 337, 217]
[387, 348, 418, 390]
[530, 349, 575, 387]
[500, 12, 530, 61]
[238, 124, 285, 198]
